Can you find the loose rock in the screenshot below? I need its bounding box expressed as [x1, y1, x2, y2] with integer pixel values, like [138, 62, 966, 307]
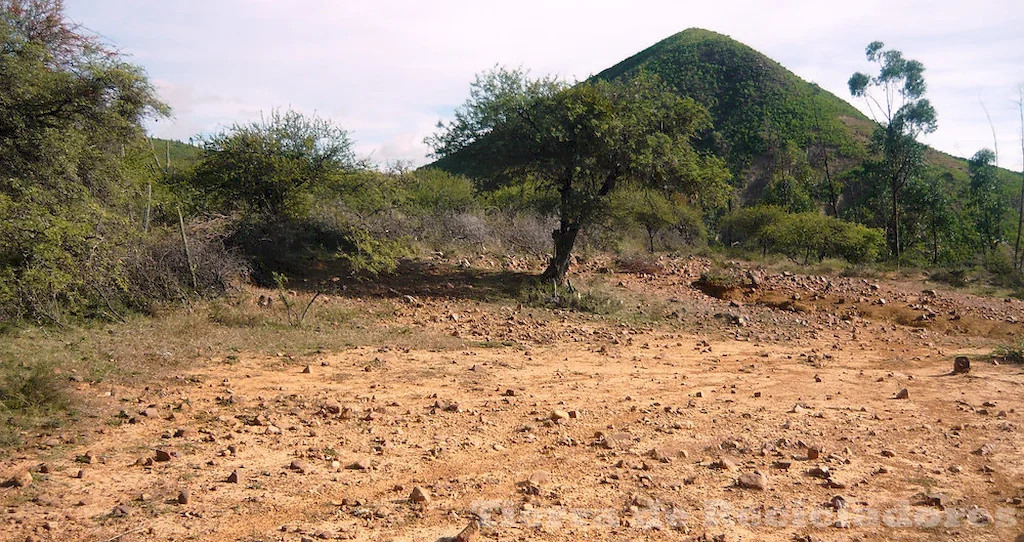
[409, 486, 430, 503]
[737, 472, 767, 490]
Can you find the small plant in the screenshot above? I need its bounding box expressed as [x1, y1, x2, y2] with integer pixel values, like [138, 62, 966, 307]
[0, 360, 71, 447]
[993, 339, 1024, 364]
[272, 272, 321, 328]
[615, 254, 663, 275]
[930, 268, 968, 288]
[519, 280, 622, 314]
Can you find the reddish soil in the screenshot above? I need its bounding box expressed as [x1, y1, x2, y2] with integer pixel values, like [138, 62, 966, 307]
[2, 257, 1023, 541]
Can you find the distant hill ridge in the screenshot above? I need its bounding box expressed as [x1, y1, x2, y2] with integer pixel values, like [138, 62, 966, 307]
[593, 28, 872, 180]
[432, 28, 1019, 203]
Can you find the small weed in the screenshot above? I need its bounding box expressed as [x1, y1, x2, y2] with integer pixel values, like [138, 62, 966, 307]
[0, 358, 71, 448]
[519, 280, 622, 314]
[993, 339, 1024, 364]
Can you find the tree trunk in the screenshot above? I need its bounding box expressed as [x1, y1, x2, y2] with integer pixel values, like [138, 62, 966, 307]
[1015, 93, 1024, 270]
[821, 148, 840, 217]
[541, 223, 580, 284]
[892, 194, 900, 268]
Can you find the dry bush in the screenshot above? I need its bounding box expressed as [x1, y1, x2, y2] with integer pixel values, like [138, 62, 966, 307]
[615, 254, 664, 275]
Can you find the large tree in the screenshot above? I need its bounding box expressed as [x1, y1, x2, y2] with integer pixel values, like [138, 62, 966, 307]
[849, 41, 937, 264]
[1, 0, 168, 321]
[967, 148, 1005, 255]
[428, 68, 729, 282]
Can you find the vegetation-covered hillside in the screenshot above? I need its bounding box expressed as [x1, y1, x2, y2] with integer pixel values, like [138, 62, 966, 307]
[594, 28, 871, 182]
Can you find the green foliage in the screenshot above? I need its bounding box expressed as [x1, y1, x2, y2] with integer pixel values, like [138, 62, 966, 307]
[849, 41, 937, 261]
[193, 109, 355, 221]
[401, 168, 476, 216]
[968, 149, 1006, 254]
[0, 0, 189, 324]
[429, 67, 731, 281]
[722, 206, 884, 263]
[594, 29, 866, 182]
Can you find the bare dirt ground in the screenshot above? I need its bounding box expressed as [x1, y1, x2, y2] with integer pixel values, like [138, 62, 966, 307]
[3, 257, 1024, 542]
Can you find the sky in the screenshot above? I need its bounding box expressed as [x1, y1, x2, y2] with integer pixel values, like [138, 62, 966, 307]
[65, 0, 1024, 171]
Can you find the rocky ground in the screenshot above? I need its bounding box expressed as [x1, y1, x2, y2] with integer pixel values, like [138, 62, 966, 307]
[2, 257, 1023, 541]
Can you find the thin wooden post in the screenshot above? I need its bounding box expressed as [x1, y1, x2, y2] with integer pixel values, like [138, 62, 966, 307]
[144, 179, 152, 234]
[178, 206, 198, 289]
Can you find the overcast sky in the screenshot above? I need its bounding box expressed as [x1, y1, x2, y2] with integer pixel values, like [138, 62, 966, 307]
[66, 0, 1024, 171]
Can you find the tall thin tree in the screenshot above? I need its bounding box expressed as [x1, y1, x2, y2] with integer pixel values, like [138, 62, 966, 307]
[1014, 85, 1024, 270]
[849, 42, 937, 266]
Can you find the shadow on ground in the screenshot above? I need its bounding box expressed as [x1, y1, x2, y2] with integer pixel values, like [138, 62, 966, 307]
[286, 258, 540, 303]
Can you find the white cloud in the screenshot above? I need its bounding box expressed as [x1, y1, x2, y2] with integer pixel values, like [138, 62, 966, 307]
[66, 0, 1024, 171]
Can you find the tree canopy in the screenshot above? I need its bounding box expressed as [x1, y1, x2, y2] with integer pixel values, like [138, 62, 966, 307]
[1, 0, 170, 321]
[428, 67, 730, 282]
[192, 109, 356, 221]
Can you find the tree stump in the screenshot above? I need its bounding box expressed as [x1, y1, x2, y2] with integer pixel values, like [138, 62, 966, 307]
[953, 356, 970, 374]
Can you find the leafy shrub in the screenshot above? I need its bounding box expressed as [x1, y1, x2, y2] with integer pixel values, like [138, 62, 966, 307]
[402, 169, 477, 216]
[720, 206, 884, 264]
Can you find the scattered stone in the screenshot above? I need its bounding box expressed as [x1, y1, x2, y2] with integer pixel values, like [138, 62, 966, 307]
[347, 459, 372, 470]
[154, 449, 174, 462]
[830, 495, 847, 510]
[808, 466, 830, 479]
[6, 469, 32, 488]
[302, 365, 312, 374]
[455, 519, 480, 542]
[141, 407, 159, 418]
[177, 489, 190, 504]
[550, 410, 570, 422]
[409, 486, 430, 503]
[710, 457, 737, 471]
[504, 389, 516, 397]
[953, 357, 971, 374]
[807, 446, 821, 460]
[772, 461, 792, 470]
[737, 472, 767, 490]
[974, 443, 996, 456]
[265, 425, 282, 435]
[227, 470, 240, 483]
[925, 493, 951, 509]
[528, 472, 551, 487]
[895, 388, 910, 400]
[289, 459, 310, 474]
[173, 428, 196, 438]
[881, 450, 896, 458]
[111, 504, 131, 517]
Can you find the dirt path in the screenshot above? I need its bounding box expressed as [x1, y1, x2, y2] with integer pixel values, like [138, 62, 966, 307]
[3, 259, 1023, 541]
